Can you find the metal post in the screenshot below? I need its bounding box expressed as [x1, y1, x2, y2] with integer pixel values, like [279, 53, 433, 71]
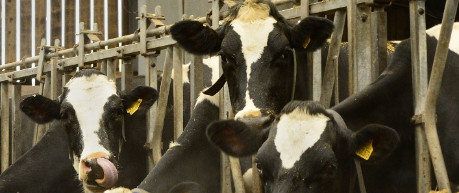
[190, 55, 203, 113]
[229, 156, 246, 193]
[320, 10, 346, 108]
[1, 82, 10, 172]
[145, 55, 158, 170]
[347, 0, 372, 94]
[408, 1, 431, 192]
[107, 58, 116, 81]
[11, 84, 21, 162]
[101, 60, 108, 74]
[152, 47, 174, 164]
[51, 58, 63, 99]
[370, 4, 388, 79]
[121, 58, 133, 91]
[173, 46, 184, 140]
[79, 22, 86, 68]
[252, 155, 262, 193]
[423, 0, 458, 192]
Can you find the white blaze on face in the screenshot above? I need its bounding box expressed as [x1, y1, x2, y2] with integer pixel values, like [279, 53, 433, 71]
[231, 15, 277, 119]
[426, 22, 459, 54]
[65, 74, 117, 160]
[274, 108, 329, 169]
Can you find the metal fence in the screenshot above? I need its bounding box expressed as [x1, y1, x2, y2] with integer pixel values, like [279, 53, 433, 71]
[0, 0, 457, 193]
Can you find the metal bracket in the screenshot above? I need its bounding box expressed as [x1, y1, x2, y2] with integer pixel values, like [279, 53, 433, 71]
[137, 5, 165, 56]
[411, 114, 424, 125]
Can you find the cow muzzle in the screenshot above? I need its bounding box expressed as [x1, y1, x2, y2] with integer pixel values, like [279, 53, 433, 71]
[80, 153, 119, 190]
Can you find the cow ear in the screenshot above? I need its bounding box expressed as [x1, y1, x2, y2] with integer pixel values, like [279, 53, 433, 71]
[171, 20, 222, 55]
[167, 182, 205, 193]
[121, 86, 158, 115]
[20, 95, 60, 124]
[207, 120, 269, 157]
[290, 16, 334, 51]
[352, 124, 400, 164]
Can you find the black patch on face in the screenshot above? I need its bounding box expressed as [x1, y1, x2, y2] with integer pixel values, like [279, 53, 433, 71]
[98, 95, 124, 160]
[60, 101, 84, 159]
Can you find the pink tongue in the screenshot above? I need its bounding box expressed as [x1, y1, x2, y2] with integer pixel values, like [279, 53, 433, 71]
[94, 158, 118, 188]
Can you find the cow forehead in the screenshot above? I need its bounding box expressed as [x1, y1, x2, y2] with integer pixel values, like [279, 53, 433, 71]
[65, 74, 117, 158]
[274, 108, 329, 169]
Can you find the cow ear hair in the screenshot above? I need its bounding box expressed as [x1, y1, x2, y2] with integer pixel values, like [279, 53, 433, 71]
[171, 20, 222, 55]
[207, 120, 269, 157]
[167, 182, 205, 193]
[351, 124, 400, 164]
[121, 86, 158, 115]
[290, 16, 334, 51]
[20, 95, 60, 124]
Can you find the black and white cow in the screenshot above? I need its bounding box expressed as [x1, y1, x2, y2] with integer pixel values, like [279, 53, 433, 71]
[105, 88, 222, 193]
[171, 0, 335, 121]
[16, 69, 158, 193]
[207, 22, 459, 193]
[208, 101, 399, 193]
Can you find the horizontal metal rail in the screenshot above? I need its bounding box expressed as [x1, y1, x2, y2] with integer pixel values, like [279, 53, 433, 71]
[0, 17, 206, 72]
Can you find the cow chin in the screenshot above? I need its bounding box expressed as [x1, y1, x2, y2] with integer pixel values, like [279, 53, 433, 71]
[76, 152, 119, 192]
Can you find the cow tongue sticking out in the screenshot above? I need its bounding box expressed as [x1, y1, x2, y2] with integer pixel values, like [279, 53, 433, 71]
[94, 158, 118, 188]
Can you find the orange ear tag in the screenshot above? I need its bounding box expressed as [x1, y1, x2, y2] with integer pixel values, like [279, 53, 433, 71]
[126, 99, 143, 115]
[355, 139, 373, 160]
[303, 36, 311, 49]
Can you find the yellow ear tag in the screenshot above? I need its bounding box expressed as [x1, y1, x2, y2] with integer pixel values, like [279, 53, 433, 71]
[355, 139, 373, 160]
[126, 99, 143, 115]
[303, 36, 311, 49]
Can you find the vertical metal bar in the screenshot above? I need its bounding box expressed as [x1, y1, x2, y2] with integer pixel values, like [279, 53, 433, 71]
[423, 0, 458, 192]
[34, 74, 51, 144]
[11, 85, 21, 162]
[152, 47, 173, 164]
[302, 0, 321, 101]
[100, 60, 107, 74]
[139, 5, 147, 55]
[320, 10, 346, 108]
[173, 46, 184, 140]
[348, 0, 372, 94]
[121, 58, 133, 91]
[51, 48, 62, 100]
[370, 5, 388, 80]
[62, 72, 72, 86]
[1, 82, 10, 172]
[251, 155, 262, 193]
[229, 156, 246, 193]
[107, 58, 116, 81]
[408, 1, 431, 192]
[145, 55, 158, 170]
[190, 55, 203, 113]
[79, 22, 86, 68]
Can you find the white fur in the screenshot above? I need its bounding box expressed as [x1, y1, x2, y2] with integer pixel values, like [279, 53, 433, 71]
[65, 74, 117, 161]
[195, 88, 220, 108]
[274, 108, 329, 169]
[171, 62, 191, 84]
[426, 22, 459, 55]
[169, 141, 181, 148]
[203, 56, 220, 85]
[231, 16, 277, 119]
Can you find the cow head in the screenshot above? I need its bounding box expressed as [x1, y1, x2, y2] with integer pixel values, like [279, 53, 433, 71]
[207, 101, 399, 193]
[171, 0, 333, 122]
[20, 69, 158, 192]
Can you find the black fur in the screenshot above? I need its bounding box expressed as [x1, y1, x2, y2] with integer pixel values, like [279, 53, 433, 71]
[167, 182, 205, 193]
[20, 95, 60, 124]
[206, 120, 269, 157]
[291, 17, 334, 51]
[170, 20, 222, 55]
[120, 86, 158, 115]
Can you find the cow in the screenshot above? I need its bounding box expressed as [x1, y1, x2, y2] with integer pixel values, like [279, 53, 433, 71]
[208, 100, 399, 193]
[12, 69, 158, 193]
[207, 22, 459, 193]
[105, 87, 222, 193]
[171, 0, 336, 122]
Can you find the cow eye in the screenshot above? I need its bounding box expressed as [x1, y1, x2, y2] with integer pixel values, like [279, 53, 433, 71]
[256, 160, 263, 176]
